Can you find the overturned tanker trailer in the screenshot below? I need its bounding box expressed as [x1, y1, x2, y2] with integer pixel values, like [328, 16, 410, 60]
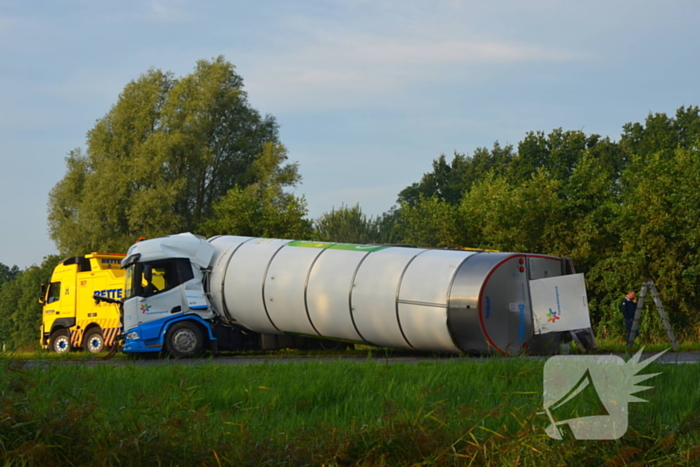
[118, 233, 594, 357]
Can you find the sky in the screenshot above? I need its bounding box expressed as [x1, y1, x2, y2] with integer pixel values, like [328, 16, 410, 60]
[1, 0, 699, 269]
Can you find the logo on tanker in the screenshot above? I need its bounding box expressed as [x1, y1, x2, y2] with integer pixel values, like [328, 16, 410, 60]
[140, 303, 152, 314]
[547, 309, 560, 323]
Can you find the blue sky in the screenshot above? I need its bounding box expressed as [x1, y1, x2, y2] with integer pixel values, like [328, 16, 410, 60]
[1, 0, 699, 268]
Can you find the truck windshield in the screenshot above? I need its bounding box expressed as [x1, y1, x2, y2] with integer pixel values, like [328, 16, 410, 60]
[124, 259, 194, 299]
[125, 265, 136, 300]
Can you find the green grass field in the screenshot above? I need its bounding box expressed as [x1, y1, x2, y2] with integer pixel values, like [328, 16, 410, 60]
[1, 356, 699, 466]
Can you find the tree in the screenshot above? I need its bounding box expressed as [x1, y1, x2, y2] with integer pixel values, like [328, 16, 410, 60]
[0, 262, 20, 288]
[398, 196, 462, 248]
[620, 106, 700, 161]
[398, 153, 470, 206]
[508, 129, 597, 183]
[201, 142, 312, 239]
[0, 256, 58, 351]
[48, 56, 286, 256]
[373, 206, 404, 245]
[313, 204, 381, 244]
[397, 143, 515, 207]
[459, 169, 564, 253]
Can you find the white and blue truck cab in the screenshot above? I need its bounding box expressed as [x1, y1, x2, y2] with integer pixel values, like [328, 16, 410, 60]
[121, 234, 216, 357]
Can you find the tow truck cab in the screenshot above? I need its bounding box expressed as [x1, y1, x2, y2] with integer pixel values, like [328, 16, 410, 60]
[40, 252, 125, 353]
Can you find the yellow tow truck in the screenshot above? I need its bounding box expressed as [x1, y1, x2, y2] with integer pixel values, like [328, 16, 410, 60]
[40, 252, 125, 353]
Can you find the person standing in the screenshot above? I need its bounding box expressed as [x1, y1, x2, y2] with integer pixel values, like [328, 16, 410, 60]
[620, 289, 637, 341]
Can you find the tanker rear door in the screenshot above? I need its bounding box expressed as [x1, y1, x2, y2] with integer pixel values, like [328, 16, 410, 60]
[529, 273, 591, 335]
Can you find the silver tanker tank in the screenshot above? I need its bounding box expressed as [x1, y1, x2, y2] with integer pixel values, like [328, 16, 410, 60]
[205, 236, 588, 355]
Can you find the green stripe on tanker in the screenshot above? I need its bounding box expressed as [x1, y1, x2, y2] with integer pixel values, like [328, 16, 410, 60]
[287, 240, 389, 253]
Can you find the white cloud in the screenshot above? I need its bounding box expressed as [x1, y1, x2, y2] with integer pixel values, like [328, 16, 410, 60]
[310, 33, 577, 67]
[237, 14, 583, 113]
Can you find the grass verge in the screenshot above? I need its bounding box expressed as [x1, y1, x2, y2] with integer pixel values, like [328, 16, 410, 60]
[1, 357, 699, 466]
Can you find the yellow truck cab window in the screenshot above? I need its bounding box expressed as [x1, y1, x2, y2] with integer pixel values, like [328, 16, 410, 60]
[47, 282, 61, 303]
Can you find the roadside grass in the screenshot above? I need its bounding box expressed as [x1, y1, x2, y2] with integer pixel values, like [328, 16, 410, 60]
[592, 339, 700, 353]
[1, 357, 699, 465]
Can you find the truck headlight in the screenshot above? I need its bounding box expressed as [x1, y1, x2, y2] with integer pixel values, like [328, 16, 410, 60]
[126, 331, 140, 340]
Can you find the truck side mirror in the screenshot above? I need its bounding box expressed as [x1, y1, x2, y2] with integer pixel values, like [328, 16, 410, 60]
[38, 284, 46, 305]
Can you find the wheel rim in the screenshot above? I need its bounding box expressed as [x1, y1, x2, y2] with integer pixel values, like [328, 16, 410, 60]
[86, 334, 104, 353]
[54, 335, 70, 353]
[172, 329, 197, 353]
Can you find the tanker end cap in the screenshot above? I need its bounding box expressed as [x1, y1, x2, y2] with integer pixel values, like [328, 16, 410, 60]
[123, 232, 215, 268]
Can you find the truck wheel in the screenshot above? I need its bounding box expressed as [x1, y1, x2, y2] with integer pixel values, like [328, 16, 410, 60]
[49, 329, 71, 354]
[83, 328, 105, 353]
[165, 321, 204, 358]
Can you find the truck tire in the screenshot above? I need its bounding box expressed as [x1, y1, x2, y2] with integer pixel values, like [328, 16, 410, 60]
[165, 321, 205, 358]
[83, 328, 105, 353]
[49, 329, 71, 354]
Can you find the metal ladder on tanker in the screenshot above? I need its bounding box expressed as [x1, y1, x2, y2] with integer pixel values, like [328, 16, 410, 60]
[627, 280, 679, 351]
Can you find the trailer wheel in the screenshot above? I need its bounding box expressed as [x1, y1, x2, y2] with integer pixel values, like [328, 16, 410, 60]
[83, 328, 105, 353]
[49, 329, 71, 354]
[165, 321, 204, 358]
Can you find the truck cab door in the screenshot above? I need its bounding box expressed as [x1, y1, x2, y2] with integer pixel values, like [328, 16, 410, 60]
[122, 259, 196, 333]
[44, 270, 76, 327]
[132, 287, 183, 326]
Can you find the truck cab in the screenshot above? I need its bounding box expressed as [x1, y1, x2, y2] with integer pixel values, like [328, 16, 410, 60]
[120, 234, 215, 357]
[40, 252, 125, 353]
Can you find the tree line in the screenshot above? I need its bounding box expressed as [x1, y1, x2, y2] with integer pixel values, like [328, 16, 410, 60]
[1, 56, 698, 349]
